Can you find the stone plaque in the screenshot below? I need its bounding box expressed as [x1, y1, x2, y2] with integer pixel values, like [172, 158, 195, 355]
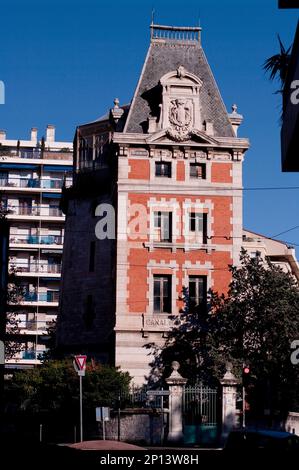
[143, 315, 173, 330]
[131, 149, 149, 157]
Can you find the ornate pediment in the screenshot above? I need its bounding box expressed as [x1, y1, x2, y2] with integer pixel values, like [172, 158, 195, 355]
[145, 128, 218, 145]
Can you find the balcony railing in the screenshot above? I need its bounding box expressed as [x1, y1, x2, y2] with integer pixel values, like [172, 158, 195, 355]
[0, 177, 72, 189]
[23, 291, 60, 302]
[13, 264, 62, 274]
[9, 235, 63, 245]
[43, 151, 72, 161]
[23, 319, 55, 330]
[21, 349, 48, 360]
[7, 206, 63, 217]
[20, 319, 55, 331]
[0, 147, 72, 161]
[0, 149, 41, 159]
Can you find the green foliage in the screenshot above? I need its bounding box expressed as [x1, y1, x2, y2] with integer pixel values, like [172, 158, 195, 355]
[5, 360, 131, 413]
[148, 250, 299, 415]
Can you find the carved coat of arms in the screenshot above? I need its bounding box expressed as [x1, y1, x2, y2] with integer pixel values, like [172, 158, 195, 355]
[167, 99, 193, 141]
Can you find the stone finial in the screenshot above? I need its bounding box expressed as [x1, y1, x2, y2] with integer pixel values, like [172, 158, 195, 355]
[220, 362, 241, 386]
[166, 361, 187, 385]
[110, 98, 124, 124]
[231, 104, 238, 114]
[228, 104, 243, 137]
[177, 65, 186, 79]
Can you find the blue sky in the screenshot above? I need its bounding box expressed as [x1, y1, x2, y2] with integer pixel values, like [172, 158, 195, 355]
[0, 0, 299, 248]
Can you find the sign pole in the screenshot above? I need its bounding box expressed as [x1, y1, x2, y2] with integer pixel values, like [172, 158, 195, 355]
[80, 374, 83, 442]
[242, 385, 246, 428]
[103, 418, 106, 441]
[161, 392, 164, 444]
[73, 355, 87, 443]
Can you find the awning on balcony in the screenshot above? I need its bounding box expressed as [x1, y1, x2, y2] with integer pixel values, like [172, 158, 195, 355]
[43, 165, 72, 172]
[42, 193, 61, 199]
[0, 163, 38, 169]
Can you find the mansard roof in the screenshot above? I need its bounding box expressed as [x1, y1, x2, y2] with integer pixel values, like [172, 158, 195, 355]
[124, 24, 235, 138]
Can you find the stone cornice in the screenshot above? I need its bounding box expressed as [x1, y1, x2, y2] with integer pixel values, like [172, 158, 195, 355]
[113, 132, 249, 150]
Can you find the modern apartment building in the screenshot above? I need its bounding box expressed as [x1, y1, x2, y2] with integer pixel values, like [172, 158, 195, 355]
[242, 229, 299, 281]
[57, 24, 250, 384]
[0, 126, 72, 366]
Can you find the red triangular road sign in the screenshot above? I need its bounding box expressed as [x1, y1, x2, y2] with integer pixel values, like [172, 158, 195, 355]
[74, 355, 87, 371]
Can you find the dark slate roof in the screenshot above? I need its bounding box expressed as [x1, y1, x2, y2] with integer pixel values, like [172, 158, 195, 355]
[79, 104, 130, 130]
[124, 39, 235, 137]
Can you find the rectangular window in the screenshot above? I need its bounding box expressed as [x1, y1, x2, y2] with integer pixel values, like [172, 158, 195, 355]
[89, 241, 96, 272]
[189, 212, 207, 244]
[153, 275, 172, 313]
[188, 276, 207, 311]
[190, 163, 206, 179]
[154, 211, 172, 242]
[155, 162, 171, 178]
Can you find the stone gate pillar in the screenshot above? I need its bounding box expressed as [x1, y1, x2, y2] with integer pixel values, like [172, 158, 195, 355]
[166, 361, 187, 443]
[220, 363, 240, 440]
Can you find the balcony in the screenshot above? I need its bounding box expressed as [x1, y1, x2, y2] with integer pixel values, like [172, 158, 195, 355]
[0, 177, 71, 190]
[10, 235, 63, 247]
[6, 205, 64, 219]
[11, 263, 62, 277]
[0, 147, 72, 161]
[21, 348, 48, 360]
[19, 319, 56, 333]
[43, 151, 72, 161]
[23, 290, 60, 303]
[21, 264, 61, 273]
[0, 148, 41, 159]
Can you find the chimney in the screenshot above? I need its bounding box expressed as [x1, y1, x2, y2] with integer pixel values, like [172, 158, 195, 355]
[31, 128, 38, 142]
[46, 125, 55, 143]
[0, 130, 6, 140]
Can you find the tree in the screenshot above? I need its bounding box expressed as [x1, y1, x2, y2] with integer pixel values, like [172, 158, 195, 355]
[0, 201, 23, 359]
[146, 285, 223, 387]
[39, 319, 59, 361]
[263, 35, 291, 86]
[148, 250, 299, 418]
[5, 359, 131, 414]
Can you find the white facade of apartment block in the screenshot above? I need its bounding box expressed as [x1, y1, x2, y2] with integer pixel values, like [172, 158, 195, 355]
[242, 229, 299, 280]
[0, 126, 72, 366]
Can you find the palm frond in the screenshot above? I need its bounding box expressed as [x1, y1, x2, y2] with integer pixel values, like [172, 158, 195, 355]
[263, 34, 292, 84]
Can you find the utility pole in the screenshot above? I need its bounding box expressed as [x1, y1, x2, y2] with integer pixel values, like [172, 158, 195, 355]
[0, 218, 9, 414]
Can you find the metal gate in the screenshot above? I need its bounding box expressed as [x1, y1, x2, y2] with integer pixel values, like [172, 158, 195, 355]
[183, 385, 218, 445]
